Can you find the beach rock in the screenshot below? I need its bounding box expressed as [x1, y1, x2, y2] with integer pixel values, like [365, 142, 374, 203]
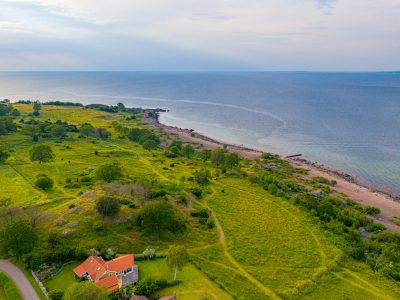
[62, 230, 72, 236]
[65, 222, 79, 228]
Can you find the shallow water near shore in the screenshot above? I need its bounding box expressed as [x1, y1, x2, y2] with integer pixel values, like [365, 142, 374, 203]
[1, 71, 400, 196]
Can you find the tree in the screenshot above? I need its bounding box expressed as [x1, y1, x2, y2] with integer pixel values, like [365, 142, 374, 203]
[95, 162, 122, 182]
[139, 201, 183, 236]
[22, 125, 40, 141]
[79, 123, 95, 137]
[142, 248, 156, 260]
[35, 175, 54, 190]
[142, 139, 158, 150]
[166, 245, 189, 280]
[50, 124, 67, 139]
[211, 148, 226, 166]
[32, 100, 42, 111]
[224, 152, 240, 169]
[1, 220, 37, 258]
[194, 169, 211, 185]
[95, 128, 111, 139]
[48, 289, 64, 300]
[182, 145, 195, 158]
[30, 144, 54, 163]
[64, 282, 108, 300]
[96, 196, 120, 218]
[128, 128, 142, 142]
[0, 147, 10, 163]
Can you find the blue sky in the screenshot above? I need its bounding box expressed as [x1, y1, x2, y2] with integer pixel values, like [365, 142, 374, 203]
[0, 0, 399, 71]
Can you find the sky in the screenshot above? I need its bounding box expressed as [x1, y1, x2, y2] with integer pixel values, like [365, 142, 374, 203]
[0, 0, 399, 71]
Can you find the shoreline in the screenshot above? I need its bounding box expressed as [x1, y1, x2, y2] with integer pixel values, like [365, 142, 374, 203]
[145, 109, 400, 231]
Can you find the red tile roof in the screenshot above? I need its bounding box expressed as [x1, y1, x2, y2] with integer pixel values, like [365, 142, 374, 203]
[95, 274, 119, 293]
[73, 256, 106, 281]
[73, 254, 134, 285]
[104, 254, 134, 273]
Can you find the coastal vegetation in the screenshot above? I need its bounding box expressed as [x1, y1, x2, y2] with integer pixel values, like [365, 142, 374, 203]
[0, 101, 399, 299]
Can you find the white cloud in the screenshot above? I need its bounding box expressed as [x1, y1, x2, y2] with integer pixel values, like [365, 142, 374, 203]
[0, 0, 399, 70]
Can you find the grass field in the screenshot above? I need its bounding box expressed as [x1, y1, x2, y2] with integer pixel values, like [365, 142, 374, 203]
[2, 104, 400, 299]
[44, 262, 80, 293]
[137, 259, 232, 300]
[0, 272, 22, 300]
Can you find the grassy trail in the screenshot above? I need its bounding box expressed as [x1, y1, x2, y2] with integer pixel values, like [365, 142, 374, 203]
[197, 186, 281, 300]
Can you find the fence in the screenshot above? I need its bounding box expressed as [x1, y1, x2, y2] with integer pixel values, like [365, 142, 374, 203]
[31, 271, 50, 300]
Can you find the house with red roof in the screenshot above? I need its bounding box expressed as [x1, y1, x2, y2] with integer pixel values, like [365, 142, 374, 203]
[73, 254, 138, 292]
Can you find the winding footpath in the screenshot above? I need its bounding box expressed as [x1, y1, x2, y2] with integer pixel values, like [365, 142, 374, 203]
[0, 260, 40, 300]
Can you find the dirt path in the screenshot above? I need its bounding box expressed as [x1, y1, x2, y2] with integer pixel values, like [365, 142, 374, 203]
[199, 187, 281, 300]
[0, 260, 40, 300]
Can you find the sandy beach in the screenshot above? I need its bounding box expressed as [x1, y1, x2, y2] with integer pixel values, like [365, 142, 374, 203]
[145, 111, 400, 231]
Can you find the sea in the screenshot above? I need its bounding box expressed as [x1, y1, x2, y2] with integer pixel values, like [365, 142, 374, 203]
[1, 71, 399, 196]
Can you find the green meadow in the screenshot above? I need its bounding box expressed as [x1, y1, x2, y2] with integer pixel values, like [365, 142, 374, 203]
[1, 103, 400, 299]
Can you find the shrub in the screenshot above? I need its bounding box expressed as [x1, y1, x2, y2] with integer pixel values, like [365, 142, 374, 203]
[35, 175, 54, 190]
[194, 169, 211, 185]
[0, 147, 10, 163]
[96, 196, 121, 218]
[364, 205, 381, 215]
[139, 200, 186, 236]
[95, 162, 122, 182]
[49, 289, 64, 300]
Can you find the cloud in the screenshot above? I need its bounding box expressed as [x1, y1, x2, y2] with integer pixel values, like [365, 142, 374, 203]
[0, 0, 399, 70]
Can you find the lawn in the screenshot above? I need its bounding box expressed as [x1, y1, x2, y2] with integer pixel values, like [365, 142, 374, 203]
[136, 258, 232, 300]
[0, 272, 22, 300]
[44, 262, 80, 292]
[0, 285, 6, 300]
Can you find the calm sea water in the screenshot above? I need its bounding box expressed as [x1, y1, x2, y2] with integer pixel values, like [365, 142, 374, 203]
[1, 71, 399, 195]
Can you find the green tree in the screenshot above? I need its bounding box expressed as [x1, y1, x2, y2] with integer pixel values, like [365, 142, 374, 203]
[95, 128, 111, 139]
[95, 162, 122, 182]
[30, 144, 54, 163]
[64, 282, 108, 300]
[142, 139, 158, 150]
[48, 289, 63, 300]
[194, 169, 211, 185]
[21, 125, 40, 142]
[79, 123, 95, 137]
[0, 147, 10, 163]
[32, 100, 41, 111]
[166, 245, 189, 280]
[96, 196, 120, 218]
[50, 124, 67, 139]
[1, 220, 37, 258]
[128, 128, 142, 142]
[35, 175, 54, 190]
[211, 148, 226, 166]
[139, 201, 180, 236]
[224, 152, 240, 169]
[182, 145, 195, 158]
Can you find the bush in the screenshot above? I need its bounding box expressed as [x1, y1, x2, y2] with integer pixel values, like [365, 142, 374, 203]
[35, 175, 54, 190]
[96, 196, 120, 217]
[194, 170, 211, 185]
[364, 205, 381, 215]
[95, 162, 122, 182]
[191, 187, 203, 198]
[139, 200, 186, 236]
[49, 289, 64, 300]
